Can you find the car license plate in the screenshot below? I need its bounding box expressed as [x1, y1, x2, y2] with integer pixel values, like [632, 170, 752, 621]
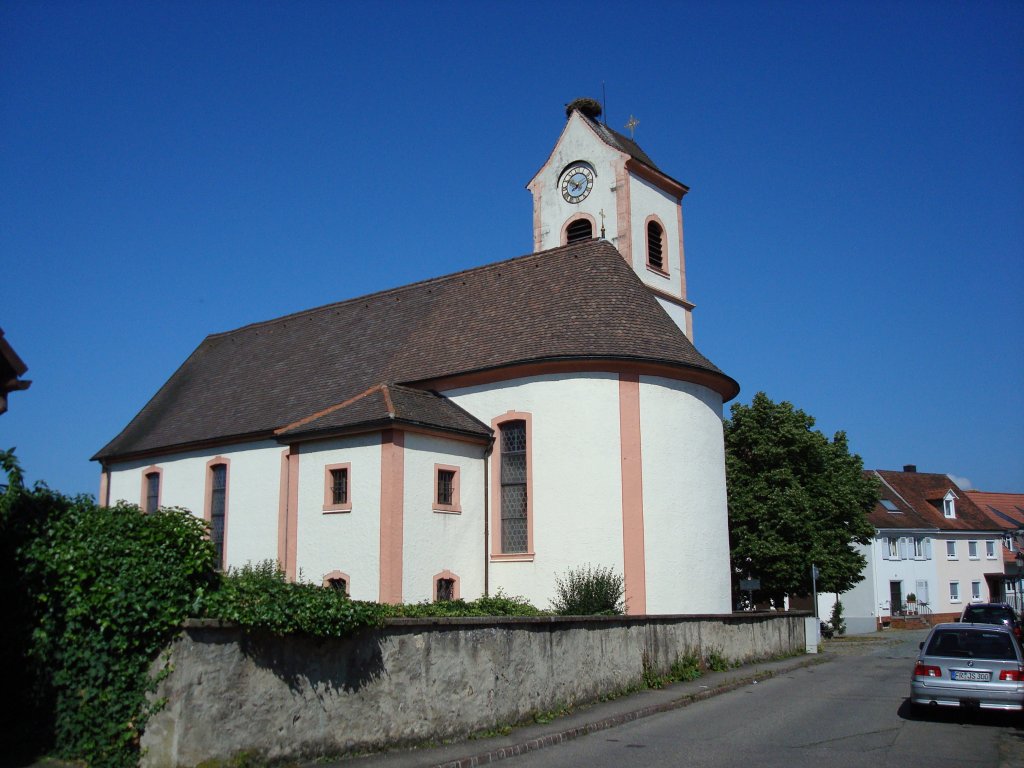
[951, 670, 991, 682]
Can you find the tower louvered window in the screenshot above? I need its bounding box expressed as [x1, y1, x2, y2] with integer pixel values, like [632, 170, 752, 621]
[566, 219, 592, 244]
[647, 221, 664, 270]
[500, 420, 528, 553]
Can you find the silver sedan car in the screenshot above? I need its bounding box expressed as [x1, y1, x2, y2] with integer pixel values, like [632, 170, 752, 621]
[911, 622, 1024, 712]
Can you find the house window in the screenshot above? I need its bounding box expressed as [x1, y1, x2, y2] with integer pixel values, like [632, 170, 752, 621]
[968, 541, 979, 560]
[880, 499, 899, 512]
[946, 540, 957, 560]
[887, 538, 899, 559]
[500, 419, 528, 554]
[565, 218, 592, 243]
[323, 463, 352, 512]
[142, 468, 161, 513]
[986, 540, 997, 559]
[433, 464, 461, 513]
[943, 491, 957, 518]
[971, 581, 982, 601]
[646, 220, 664, 272]
[950, 581, 960, 602]
[207, 461, 228, 570]
[914, 538, 924, 559]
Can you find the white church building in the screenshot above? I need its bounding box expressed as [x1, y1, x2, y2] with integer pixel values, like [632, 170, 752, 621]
[93, 99, 740, 615]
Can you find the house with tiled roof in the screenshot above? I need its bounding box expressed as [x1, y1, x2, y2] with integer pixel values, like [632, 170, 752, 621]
[824, 466, 1005, 633]
[965, 490, 1024, 612]
[93, 100, 740, 614]
[0, 327, 30, 416]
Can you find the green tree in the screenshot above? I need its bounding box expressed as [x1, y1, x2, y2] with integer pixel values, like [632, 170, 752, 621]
[724, 393, 878, 608]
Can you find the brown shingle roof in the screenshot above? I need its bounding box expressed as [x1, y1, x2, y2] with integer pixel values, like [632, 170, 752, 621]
[868, 469, 1000, 532]
[94, 240, 737, 461]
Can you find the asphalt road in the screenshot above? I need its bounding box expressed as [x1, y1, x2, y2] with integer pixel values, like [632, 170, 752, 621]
[497, 630, 1024, 768]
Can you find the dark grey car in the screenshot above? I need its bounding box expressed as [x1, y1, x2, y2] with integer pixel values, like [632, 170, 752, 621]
[911, 622, 1024, 712]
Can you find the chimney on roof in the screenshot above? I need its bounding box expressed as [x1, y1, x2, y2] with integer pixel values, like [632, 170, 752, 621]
[903, 464, 917, 473]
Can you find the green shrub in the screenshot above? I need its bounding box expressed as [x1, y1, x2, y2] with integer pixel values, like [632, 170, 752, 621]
[669, 651, 703, 682]
[203, 560, 389, 636]
[387, 589, 545, 619]
[550, 564, 625, 615]
[704, 648, 731, 672]
[1, 449, 217, 768]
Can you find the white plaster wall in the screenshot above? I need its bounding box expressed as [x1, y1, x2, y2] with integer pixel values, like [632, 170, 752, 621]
[637, 376, 730, 614]
[655, 297, 690, 339]
[401, 433, 486, 603]
[628, 174, 683, 296]
[530, 114, 624, 252]
[105, 441, 283, 569]
[935, 534, 1002, 613]
[831, 542, 880, 633]
[294, 434, 382, 600]
[445, 373, 624, 610]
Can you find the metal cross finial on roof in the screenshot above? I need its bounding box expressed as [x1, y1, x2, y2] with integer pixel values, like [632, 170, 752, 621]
[625, 114, 639, 138]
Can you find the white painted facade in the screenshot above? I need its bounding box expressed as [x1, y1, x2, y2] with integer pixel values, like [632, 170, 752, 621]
[445, 373, 628, 608]
[637, 376, 730, 613]
[106, 441, 283, 569]
[936, 533, 1002, 611]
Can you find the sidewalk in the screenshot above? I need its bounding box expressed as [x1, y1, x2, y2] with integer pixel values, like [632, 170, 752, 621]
[319, 651, 830, 768]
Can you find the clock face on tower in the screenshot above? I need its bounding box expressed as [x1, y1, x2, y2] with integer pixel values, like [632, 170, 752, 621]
[560, 165, 594, 204]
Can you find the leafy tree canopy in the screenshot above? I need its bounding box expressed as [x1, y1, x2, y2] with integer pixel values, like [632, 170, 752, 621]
[724, 393, 878, 604]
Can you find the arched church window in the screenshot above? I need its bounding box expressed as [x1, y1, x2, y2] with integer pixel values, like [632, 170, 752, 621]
[647, 221, 664, 271]
[566, 219, 593, 244]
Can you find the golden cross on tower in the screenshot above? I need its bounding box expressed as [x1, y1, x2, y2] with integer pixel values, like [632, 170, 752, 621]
[625, 114, 639, 138]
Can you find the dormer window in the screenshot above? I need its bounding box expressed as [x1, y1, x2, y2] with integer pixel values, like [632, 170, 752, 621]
[943, 490, 957, 519]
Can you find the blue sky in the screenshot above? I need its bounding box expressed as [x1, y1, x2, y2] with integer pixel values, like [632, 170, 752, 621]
[2, 1, 1022, 496]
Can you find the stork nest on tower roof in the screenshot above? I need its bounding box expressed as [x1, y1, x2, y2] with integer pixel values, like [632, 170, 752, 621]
[565, 97, 602, 119]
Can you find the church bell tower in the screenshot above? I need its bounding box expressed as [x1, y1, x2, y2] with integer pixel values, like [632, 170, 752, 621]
[527, 98, 695, 339]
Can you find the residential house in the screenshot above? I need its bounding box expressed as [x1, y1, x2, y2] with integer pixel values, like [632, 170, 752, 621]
[0, 327, 30, 416]
[822, 466, 1004, 633]
[93, 100, 740, 615]
[966, 490, 1024, 613]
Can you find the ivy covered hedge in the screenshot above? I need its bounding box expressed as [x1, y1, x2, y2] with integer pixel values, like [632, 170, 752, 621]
[1, 449, 217, 768]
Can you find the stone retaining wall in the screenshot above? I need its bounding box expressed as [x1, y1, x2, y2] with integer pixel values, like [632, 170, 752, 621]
[142, 612, 807, 767]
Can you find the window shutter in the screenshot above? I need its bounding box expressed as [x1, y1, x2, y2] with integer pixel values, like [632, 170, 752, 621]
[898, 538, 909, 560]
[924, 538, 932, 560]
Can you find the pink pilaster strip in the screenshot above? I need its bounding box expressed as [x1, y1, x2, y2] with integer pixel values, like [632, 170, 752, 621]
[379, 430, 405, 603]
[619, 373, 647, 614]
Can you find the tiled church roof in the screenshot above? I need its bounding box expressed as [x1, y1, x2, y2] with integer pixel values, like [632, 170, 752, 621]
[95, 240, 737, 461]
